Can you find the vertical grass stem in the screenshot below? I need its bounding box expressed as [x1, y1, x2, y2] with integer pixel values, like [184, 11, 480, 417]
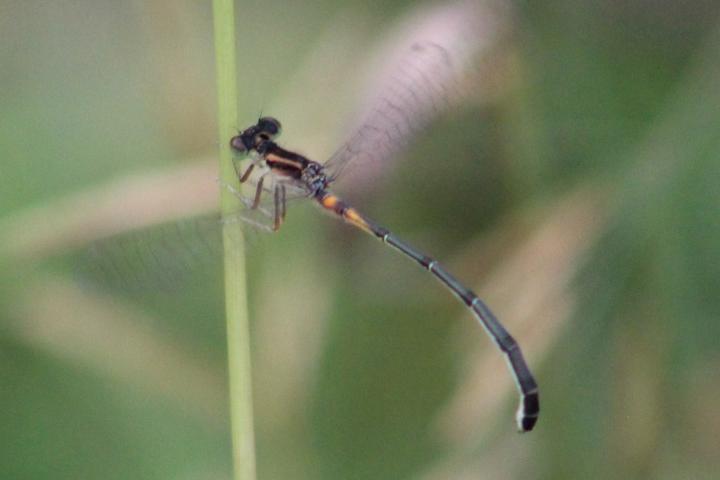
[212, 1, 256, 479]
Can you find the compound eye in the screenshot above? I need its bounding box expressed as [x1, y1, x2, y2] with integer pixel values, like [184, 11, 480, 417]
[230, 135, 247, 152]
[257, 116, 282, 136]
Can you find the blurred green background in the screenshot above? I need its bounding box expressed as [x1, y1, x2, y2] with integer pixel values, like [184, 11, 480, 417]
[2, 1, 720, 479]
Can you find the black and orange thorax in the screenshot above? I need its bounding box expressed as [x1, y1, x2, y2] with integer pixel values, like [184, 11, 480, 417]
[263, 143, 309, 179]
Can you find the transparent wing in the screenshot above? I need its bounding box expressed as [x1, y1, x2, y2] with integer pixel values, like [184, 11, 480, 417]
[323, 42, 457, 182]
[323, 1, 499, 184]
[224, 161, 313, 231]
[75, 214, 226, 293]
[220, 179, 278, 233]
[75, 173, 312, 293]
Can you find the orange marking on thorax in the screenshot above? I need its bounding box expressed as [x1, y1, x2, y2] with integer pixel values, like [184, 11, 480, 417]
[266, 152, 303, 169]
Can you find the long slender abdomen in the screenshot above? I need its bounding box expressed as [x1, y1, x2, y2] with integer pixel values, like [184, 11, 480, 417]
[314, 188, 539, 431]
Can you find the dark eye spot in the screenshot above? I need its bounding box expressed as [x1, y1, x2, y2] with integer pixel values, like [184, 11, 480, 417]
[258, 117, 282, 136]
[230, 135, 246, 152]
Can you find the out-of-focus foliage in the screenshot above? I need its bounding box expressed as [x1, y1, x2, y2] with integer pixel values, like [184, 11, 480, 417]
[1, 1, 719, 479]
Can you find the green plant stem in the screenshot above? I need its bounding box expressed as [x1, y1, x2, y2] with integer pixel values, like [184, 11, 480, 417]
[212, 1, 256, 479]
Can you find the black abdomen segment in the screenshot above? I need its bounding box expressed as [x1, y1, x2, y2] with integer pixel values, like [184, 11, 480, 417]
[383, 232, 539, 432]
[315, 190, 539, 432]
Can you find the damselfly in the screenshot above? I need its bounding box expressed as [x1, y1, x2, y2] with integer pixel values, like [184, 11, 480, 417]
[227, 45, 539, 432]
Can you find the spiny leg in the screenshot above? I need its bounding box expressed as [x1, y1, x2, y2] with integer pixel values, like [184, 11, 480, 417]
[216, 177, 279, 233]
[238, 163, 255, 183]
[273, 185, 283, 231]
[272, 183, 289, 231]
[251, 174, 266, 210]
[232, 159, 255, 183]
[280, 184, 287, 222]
